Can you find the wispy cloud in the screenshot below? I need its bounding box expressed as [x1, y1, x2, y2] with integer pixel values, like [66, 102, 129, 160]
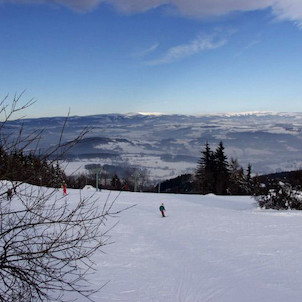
[108, 0, 302, 29]
[133, 43, 159, 58]
[146, 33, 227, 65]
[2, 0, 102, 12]
[273, 0, 302, 27]
[235, 39, 261, 57]
[4, 1, 302, 28]
[109, 0, 270, 17]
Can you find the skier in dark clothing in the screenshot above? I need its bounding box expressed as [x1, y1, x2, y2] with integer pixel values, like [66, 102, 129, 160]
[159, 203, 166, 217]
[7, 188, 12, 201]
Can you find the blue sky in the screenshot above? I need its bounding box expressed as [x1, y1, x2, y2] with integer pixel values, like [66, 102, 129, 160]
[1, 0, 302, 117]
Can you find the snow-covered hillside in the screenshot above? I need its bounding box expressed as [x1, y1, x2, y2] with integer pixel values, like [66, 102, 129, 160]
[63, 188, 302, 301]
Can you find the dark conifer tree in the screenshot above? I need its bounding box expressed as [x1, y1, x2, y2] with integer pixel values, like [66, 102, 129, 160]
[240, 163, 253, 194]
[195, 141, 257, 195]
[246, 163, 252, 181]
[229, 158, 243, 194]
[214, 142, 229, 173]
[196, 142, 216, 194]
[214, 141, 229, 194]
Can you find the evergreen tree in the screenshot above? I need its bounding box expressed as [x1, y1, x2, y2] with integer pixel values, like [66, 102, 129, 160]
[228, 160, 255, 195]
[196, 142, 211, 178]
[246, 163, 252, 182]
[196, 142, 216, 194]
[196, 141, 256, 195]
[229, 158, 244, 194]
[241, 163, 253, 194]
[214, 141, 229, 194]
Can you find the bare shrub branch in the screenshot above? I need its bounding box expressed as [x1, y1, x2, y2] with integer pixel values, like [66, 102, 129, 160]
[0, 94, 128, 301]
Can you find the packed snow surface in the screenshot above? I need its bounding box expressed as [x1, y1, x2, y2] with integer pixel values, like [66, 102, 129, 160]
[65, 189, 302, 301]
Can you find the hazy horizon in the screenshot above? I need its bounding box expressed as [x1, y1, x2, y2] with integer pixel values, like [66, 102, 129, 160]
[8, 108, 302, 120]
[15, 110, 302, 120]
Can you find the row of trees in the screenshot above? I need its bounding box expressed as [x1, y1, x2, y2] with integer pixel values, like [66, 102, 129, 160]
[0, 147, 66, 187]
[67, 167, 152, 192]
[0, 144, 152, 194]
[195, 141, 302, 209]
[195, 142, 254, 195]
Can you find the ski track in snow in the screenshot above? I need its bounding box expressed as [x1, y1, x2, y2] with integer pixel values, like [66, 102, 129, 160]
[11, 184, 302, 302]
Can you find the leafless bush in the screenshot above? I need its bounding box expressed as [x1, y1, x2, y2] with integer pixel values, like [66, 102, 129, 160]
[0, 94, 126, 301]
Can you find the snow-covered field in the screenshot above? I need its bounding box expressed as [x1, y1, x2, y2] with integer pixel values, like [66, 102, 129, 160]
[60, 188, 302, 302]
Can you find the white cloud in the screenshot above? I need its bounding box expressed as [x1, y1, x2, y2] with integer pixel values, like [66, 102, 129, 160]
[2, 0, 102, 12]
[235, 39, 261, 57]
[4, 0, 302, 27]
[146, 33, 227, 65]
[108, 0, 302, 28]
[273, 0, 302, 27]
[110, 0, 271, 17]
[133, 43, 159, 58]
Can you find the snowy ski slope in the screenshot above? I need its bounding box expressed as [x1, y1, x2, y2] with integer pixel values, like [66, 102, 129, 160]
[6, 184, 302, 301]
[63, 188, 302, 302]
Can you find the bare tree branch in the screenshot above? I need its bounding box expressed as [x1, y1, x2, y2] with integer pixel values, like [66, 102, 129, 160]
[0, 94, 130, 301]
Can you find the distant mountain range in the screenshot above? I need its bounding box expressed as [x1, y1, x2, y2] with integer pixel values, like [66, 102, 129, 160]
[4, 112, 302, 181]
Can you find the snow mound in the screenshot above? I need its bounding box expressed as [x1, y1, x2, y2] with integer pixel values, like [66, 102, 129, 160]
[82, 185, 95, 190]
